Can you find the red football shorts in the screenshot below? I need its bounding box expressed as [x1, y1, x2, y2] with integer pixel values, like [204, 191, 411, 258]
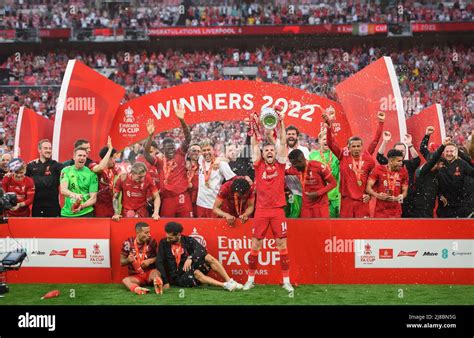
[340, 197, 370, 218]
[132, 269, 155, 285]
[121, 206, 149, 218]
[253, 207, 287, 239]
[160, 193, 193, 218]
[300, 203, 330, 218]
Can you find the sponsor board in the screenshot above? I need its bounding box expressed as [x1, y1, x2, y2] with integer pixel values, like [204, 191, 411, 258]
[0, 238, 110, 268]
[355, 240, 473, 268]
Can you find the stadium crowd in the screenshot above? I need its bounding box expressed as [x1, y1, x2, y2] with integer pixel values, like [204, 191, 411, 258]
[0, 0, 472, 29]
[1, 44, 472, 147]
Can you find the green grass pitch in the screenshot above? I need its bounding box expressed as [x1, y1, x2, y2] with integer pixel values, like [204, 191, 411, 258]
[1, 284, 473, 305]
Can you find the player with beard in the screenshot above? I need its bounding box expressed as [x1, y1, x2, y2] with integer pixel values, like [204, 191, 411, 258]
[121, 222, 164, 295]
[366, 149, 409, 218]
[196, 139, 236, 217]
[436, 141, 474, 218]
[286, 125, 309, 158]
[156, 222, 241, 291]
[284, 125, 309, 218]
[323, 111, 385, 218]
[143, 105, 193, 217]
[26, 139, 64, 217]
[309, 130, 341, 218]
[376, 132, 420, 217]
[242, 110, 294, 293]
[411, 138, 450, 218]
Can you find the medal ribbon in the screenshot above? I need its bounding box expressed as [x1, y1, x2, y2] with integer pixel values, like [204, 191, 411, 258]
[133, 238, 148, 267]
[203, 158, 215, 187]
[234, 192, 244, 216]
[171, 243, 184, 267]
[351, 157, 363, 184]
[163, 157, 176, 184]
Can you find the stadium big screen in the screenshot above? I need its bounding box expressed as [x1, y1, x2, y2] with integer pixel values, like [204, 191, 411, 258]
[0, 0, 472, 335]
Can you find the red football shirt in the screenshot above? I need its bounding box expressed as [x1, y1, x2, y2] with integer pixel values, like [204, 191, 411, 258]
[369, 164, 409, 216]
[114, 173, 158, 211]
[121, 236, 158, 275]
[153, 147, 188, 198]
[2, 175, 35, 217]
[254, 160, 286, 209]
[90, 164, 116, 208]
[136, 155, 160, 189]
[327, 121, 382, 200]
[286, 160, 336, 206]
[216, 177, 255, 217]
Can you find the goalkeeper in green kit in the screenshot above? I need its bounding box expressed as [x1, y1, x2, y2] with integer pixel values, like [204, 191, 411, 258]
[309, 129, 341, 218]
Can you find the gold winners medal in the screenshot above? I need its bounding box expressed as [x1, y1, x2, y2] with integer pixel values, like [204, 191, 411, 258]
[357, 180, 362, 186]
[205, 181, 210, 188]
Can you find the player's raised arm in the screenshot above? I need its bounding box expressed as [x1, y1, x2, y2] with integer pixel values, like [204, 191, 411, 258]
[176, 104, 191, 152]
[420, 126, 434, 160]
[143, 118, 156, 165]
[92, 136, 114, 174]
[368, 111, 385, 155]
[322, 113, 342, 159]
[377, 131, 391, 165]
[277, 112, 287, 163]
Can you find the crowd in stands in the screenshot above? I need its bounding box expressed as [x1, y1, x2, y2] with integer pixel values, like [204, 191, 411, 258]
[1, 43, 472, 149]
[0, 0, 472, 30]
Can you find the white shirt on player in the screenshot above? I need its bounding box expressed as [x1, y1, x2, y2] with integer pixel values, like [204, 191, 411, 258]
[196, 156, 236, 209]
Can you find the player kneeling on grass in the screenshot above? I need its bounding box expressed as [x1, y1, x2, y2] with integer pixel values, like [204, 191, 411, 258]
[120, 222, 164, 295]
[156, 221, 243, 291]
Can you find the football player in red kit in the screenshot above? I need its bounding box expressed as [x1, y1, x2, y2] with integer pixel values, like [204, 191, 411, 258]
[112, 162, 160, 221]
[366, 149, 409, 218]
[213, 176, 255, 226]
[287, 149, 337, 218]
[90, 137, 117, 217]
[323, 111, 385, 218]
[143, 105, 193, 217]
[242, 109, 294, 293]
[121, 222, 164, 295]
[2, 158, 35, 217]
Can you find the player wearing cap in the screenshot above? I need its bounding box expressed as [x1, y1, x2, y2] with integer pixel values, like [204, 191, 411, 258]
[2, 158, 35, 217]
